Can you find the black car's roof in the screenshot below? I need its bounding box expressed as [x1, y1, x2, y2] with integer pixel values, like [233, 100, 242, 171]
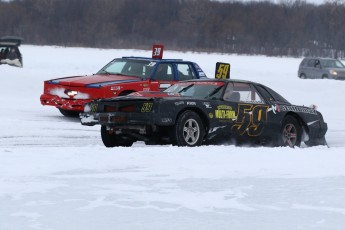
[181, 78, 260, 85]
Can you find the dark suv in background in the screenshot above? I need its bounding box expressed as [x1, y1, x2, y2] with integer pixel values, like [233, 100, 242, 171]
[298, 57, 345, 80]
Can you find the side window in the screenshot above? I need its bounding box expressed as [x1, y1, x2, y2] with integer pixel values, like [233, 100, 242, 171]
[300, 59, 307, 67]
[154, 63, 174, 81]
[224, 82, 264, 104]
[306, 59, 315, 67]
[314, 59, 321, 68]
[223, 83, 239, 102]
[176, 63, 195, 80]
[256, 85, 290, 104]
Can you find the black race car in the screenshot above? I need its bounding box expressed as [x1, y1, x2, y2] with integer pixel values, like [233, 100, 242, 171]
[80, 78, 328, 148]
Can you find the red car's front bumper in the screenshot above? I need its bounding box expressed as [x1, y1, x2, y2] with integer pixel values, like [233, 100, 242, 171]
[40, 94, 91, 112]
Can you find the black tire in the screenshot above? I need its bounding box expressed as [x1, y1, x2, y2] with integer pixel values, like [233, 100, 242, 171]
[281, 116, 302, 147]
[101, 126, 133, 147]
[59, 108, 80, 117]
[299, 73, 306, 79]
[174, 111, 205, 147]
[322, 74, 328, 79]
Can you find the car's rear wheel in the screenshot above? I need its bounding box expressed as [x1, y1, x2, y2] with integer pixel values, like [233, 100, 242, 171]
[175, 111, 205, 147]
[101, 126, 133, 147]
[281, 116, 302, 147]
[59, 108, 80, 117]
[322, 74, 329, 79]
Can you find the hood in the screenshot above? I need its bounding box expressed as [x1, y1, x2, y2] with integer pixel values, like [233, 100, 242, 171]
[48, 74, 142, 87]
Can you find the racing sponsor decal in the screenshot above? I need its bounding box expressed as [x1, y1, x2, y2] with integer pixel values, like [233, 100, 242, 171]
[270, 104, 317, 115]
[209, 113, 214, 118]
[161, 118, 172, 123]
[111, 86, 122, 91]
[147, 62, 156, 67]
[187, 101, 196, 105]
[141, 103, 153, 112]
[203, 102, 212, 109]
[90, 103, 98, 113]
[175, 101, 184, 106]
[168, 93, 179, 96]
[232, 104, 269, 136]
[214, 105, 236, 120]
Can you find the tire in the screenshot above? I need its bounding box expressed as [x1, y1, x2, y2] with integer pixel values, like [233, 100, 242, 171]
[299, 73, 306, 79]
[280, 116, 302, 147]
[174, 111, 205, 147]
[101, 126, 133, 147]
[59, 108, 80, 117]
[322, 74, 328, 79]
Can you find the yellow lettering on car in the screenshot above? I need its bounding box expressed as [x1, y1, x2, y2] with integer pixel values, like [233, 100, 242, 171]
[215, 109, 236, 119]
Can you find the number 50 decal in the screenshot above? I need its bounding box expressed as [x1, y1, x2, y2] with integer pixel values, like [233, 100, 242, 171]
[232, 104, 269, 136]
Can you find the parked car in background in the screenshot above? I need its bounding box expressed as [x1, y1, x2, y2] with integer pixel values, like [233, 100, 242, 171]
[298, 57, 345, 80]
[0, 36, 23, 68]
[40, 45, 207, 117]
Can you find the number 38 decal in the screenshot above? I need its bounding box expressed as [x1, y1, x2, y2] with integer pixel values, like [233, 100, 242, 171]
[232, 104, 269, 136]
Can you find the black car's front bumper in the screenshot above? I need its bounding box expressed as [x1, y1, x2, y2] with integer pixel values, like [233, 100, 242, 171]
[80, 111, 175, 127]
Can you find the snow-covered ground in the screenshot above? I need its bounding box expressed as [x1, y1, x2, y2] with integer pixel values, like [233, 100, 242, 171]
[1, 45, 345, 230]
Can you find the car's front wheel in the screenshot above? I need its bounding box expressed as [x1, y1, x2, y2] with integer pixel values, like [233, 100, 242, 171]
[280, 116, 302, 147]
[101, 126, 133, 147]
[174, 111, 205, 147]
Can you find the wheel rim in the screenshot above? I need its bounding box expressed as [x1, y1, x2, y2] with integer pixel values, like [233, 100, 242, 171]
[183, 118, 200, 145]
[282, 123, 297, 147]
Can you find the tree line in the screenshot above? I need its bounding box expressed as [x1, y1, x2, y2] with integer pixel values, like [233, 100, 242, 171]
[1, 0, 345, 58]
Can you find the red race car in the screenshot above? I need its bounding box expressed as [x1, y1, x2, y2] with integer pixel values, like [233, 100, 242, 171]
[40, 45, 207, 116]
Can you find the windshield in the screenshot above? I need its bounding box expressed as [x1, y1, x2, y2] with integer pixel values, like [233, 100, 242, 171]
[164, 81, 225, 99]
[97, 59, 157, 78]
[321, 59, 345, 68]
